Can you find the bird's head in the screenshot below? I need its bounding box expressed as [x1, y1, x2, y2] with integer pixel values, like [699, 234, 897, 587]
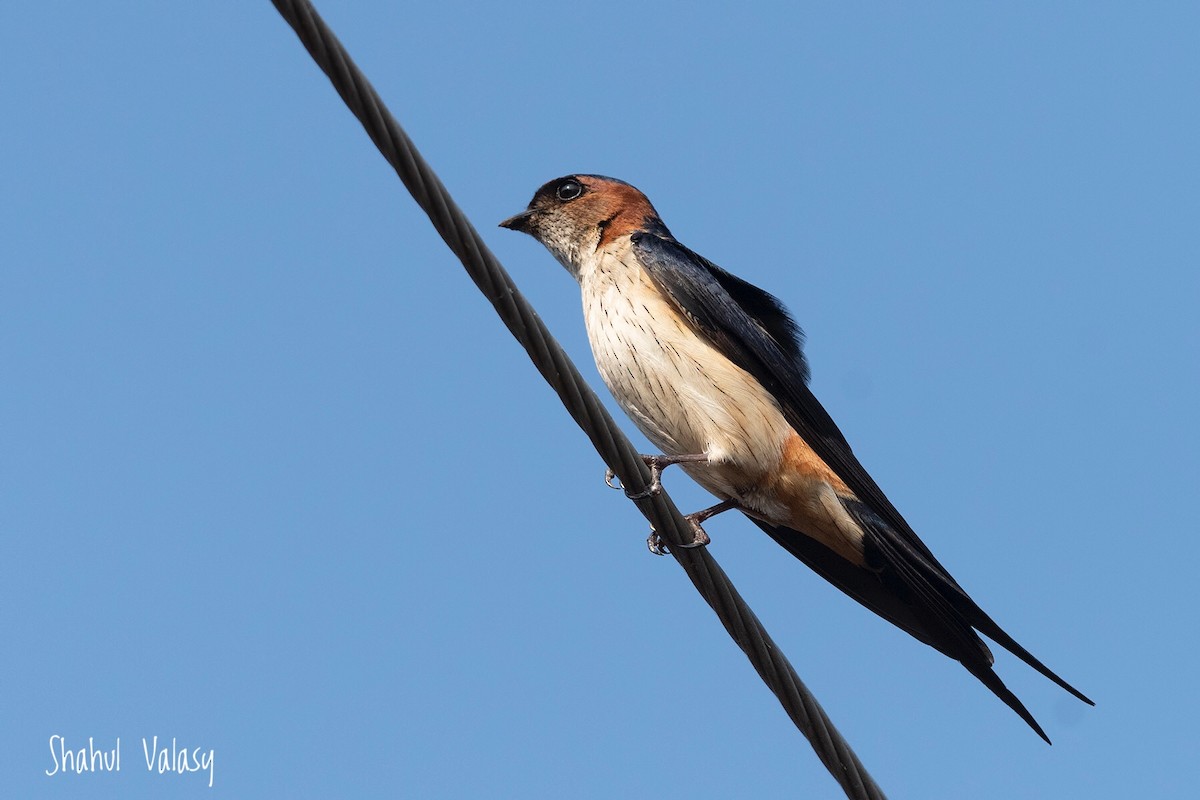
[500, 174, 667, 278]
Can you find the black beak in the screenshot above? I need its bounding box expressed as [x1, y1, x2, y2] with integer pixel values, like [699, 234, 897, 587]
[499, 209, 535, 233]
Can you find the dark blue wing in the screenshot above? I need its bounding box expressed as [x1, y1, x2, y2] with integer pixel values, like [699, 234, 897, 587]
[631, 230, 942, 562]
[631, 231, 1092, 714]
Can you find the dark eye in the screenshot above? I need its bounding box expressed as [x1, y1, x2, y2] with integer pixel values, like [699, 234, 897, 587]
[556, 180, 583, 201]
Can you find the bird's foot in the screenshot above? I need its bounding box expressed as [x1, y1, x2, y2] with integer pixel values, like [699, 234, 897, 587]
[646, 530, 669, 556]
[647, 525, 711, 556]
[605, 452, 710, 500]
[644, 499, 739, 556]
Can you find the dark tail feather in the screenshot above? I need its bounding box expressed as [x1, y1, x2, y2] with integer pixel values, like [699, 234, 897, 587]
[964, 659, 1052, 744]
[834, 499, 1095, 709]
[751, 515, 1089, 741]
[750, 520, 950, 655]
[966, 608, 1095, 706]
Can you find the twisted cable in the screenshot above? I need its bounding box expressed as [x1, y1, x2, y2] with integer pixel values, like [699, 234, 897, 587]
[269, 2, 887, 796]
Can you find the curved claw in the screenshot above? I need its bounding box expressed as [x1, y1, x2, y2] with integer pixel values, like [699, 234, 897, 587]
[607, 469, 661, 500]
[646, 531, 670, 556]
[677, 527, 711, 549]
[623, 479, 662, 500]
[645, 524, 711, 556]
[604, 468, 622, 490]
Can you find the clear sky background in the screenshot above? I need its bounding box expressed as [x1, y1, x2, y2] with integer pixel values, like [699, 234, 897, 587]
[3, 2, 1197, 798]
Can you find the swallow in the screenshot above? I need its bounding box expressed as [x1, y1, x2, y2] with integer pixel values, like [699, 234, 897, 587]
[500, 174, 1093, 742]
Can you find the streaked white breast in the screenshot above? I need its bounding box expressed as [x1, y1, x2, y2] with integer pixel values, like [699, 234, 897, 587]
[576, 239, 794, 500]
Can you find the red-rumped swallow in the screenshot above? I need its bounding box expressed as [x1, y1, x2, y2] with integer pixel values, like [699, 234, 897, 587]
[500, 174, 1092, 742]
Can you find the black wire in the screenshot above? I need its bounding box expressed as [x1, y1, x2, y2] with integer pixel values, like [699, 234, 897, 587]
[268, 2, 888, 797]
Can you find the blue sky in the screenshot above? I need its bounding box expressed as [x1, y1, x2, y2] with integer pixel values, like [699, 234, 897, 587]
[3, 2, 1197, 797]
